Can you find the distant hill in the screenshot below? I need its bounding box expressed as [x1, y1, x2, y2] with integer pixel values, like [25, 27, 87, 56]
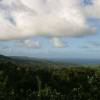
[1, 54, 100, 66]
[0, 55, 11, 60]
[0, 55, 79, 69]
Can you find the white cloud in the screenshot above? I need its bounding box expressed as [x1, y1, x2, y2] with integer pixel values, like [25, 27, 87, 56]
[51, 37, 65, 48]
[0, 46, 12, 52]
[0, 0, 97, 40]
[18, 39, 41, 48]
[84, 0, 100, 18]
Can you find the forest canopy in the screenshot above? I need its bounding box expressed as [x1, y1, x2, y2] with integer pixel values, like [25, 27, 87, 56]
[0, 56, 100, 100]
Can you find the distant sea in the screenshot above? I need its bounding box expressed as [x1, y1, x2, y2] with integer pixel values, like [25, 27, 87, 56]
[52, 58, 100, 65]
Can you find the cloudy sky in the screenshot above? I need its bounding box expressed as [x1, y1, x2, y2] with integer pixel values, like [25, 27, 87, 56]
[0, 0, 100, 59]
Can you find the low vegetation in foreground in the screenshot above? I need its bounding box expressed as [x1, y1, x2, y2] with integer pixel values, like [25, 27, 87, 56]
[0, 56, 100, 100]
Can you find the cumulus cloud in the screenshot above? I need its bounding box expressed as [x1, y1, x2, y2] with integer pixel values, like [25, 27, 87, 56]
[80, 41, 100, 49]
[0, 0, 96, 40]
[84, 0, 100, 18]
[0, 46, 12, 52]
[18, 39, 41, 48]
[88, 41, 100, 48]
[51, 37, 65, 48]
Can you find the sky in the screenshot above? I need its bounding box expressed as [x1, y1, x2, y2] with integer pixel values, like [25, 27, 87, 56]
[0, 0, 100, 59]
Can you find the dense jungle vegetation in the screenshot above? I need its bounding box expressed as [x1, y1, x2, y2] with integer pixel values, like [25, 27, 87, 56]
[0, 55, 100, 100]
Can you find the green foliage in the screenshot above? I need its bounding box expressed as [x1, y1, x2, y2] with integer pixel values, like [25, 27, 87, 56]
[0, 60, 100, 100]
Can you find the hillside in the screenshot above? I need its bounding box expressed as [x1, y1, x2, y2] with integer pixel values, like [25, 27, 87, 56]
[0, 55, 79, 69]
[0, 55, 11, 60]
[0, 55, 100, 100]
